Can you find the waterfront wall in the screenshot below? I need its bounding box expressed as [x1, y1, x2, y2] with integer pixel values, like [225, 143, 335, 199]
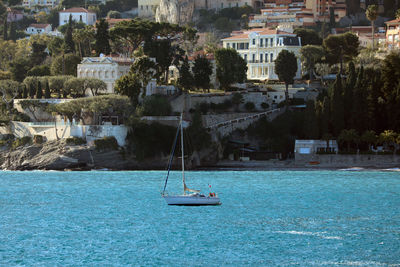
[3, 122, 128, 146]
[295, 153, 400, 168]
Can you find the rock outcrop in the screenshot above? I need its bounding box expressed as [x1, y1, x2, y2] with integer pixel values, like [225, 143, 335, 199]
[155, 0, 194, 25]
[0, 139, 217, 171]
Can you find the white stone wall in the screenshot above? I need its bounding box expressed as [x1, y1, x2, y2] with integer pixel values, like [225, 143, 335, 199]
[138, 0, 161, 18]
[9, 122, 129, 146]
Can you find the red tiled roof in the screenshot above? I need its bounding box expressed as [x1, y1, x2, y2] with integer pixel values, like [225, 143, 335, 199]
[188, 50, 214, 61]
[29, 23, 50, 28]
[385, 18, 400, 25]
[59, 7, 94, 13]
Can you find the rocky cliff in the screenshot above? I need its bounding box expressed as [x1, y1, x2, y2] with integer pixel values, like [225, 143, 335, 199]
[155, 0, 194, 25]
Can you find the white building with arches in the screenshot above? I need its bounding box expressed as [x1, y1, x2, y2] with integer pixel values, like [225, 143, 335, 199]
[77, 57, 133, 94]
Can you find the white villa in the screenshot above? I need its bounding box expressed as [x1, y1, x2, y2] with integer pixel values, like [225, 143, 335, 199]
[221, 28, 302, 81]
[77, 57, 133, 94]
[26, 24, 52, 35]
[59, 7, 97, 26]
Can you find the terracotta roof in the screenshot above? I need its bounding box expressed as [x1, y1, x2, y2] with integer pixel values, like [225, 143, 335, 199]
[59, 7, 94, 13]
[29, 23, 50, 28]
[385, 18, 400, 25]
[188, 50, 214, 61]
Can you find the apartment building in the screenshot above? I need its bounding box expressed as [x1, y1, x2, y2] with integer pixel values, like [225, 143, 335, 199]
[385, 18, 400, 50]
[22, 0, 58, 8]
[222, 28, 302, 81]
[304, 0, 346, 23]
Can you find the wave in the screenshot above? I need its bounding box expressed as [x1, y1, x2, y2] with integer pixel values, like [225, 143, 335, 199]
[274, 230, 342, 240]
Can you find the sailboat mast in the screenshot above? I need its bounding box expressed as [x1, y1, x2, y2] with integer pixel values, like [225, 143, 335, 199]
[180, 113, 186, 195]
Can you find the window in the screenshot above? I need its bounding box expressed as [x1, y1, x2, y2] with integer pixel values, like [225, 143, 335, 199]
[252, 39, 256, 45]
[260, 54, 263, 63]
[265, 38, 268, 47]
[260, 38, 263, 47]
[270, 38, 273, 46]
[270, 53, 273, 62]
[233, 43, 236, 49]
[252, 54, 255, 62]
[244, 54, 247, 62]
[265, 53, 268, 62]
[227, 43, 230, 48]
[245, 43, 249, 49]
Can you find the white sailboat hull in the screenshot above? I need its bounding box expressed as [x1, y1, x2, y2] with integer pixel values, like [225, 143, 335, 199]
[163, 194, 221, 206]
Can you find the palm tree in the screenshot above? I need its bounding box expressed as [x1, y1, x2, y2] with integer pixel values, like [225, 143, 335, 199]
[379, 130, 397, 153]
[366, 5, 378, 50]
[361, 130, 377, 151]
[338, 129, 359, 152]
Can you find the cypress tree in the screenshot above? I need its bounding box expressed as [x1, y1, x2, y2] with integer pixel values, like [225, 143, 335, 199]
[36, 81, 43, 99]
[320, 96, 331, 136]
[8, 21, 16, 41]
[3, 18, 7, 40]
[23, 84, 28, 98]
[29, 83, 36, 98]
[343, 62, 356, 128]
[64, 15, 75, 53]
[177, 56, 193, 91]
[94, 18, 111, 56]
[45, 81, 51, 98]
[330, 74, 345, 136]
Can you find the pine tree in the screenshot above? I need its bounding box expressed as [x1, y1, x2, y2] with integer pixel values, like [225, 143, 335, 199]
[94, 18, 111, 56]
[45, 81, 51, 98]
[192, 55, 212, 92]
[36, 81, 43, 99]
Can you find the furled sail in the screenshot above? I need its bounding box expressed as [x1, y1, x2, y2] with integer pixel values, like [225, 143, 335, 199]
[184, 182, 200, 193]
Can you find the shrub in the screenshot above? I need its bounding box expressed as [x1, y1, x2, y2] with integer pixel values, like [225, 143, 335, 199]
[66, 137, 86, 145]
[1, 134, 15, 141]
[245, 101, 255, 111]
[142, 95, 172, 116]
[198, 102, 210, 114]
[12, 136, 32, 148]
[33, 135, 44, 144]
[94, 136, 119, 151]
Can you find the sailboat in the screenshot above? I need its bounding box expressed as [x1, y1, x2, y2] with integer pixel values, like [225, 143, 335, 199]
[162, 114, 221, 206]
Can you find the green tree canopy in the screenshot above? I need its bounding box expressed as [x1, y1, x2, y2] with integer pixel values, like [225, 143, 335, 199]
[177, 56, 193, 91]
[323, 32, 359, 74]
[51, 53, 81, 76]
[274, 49, 298, 103]
[94, 18, 111, 56]
[294, 28, 322, 46]
[192, 55, 212, 91]
[215, 48, 247, 90]
[114, 73, 142, 107]
[300, 45, 324, 80]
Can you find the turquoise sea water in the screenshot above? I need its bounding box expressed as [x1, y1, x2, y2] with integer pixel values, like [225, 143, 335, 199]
[0, 170, 399, 266]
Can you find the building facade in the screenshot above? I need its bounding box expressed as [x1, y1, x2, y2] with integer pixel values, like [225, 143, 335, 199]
[59, 7, 97, 26]
[77, 57, 133, 94]
[22, 0, 58, 8]
[385, 19, 400, 50]
[6, 8, 23, 23]
[26, 24, 52, 35]
[222, 28, 302, 81]
[138, 0, 161, 18]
